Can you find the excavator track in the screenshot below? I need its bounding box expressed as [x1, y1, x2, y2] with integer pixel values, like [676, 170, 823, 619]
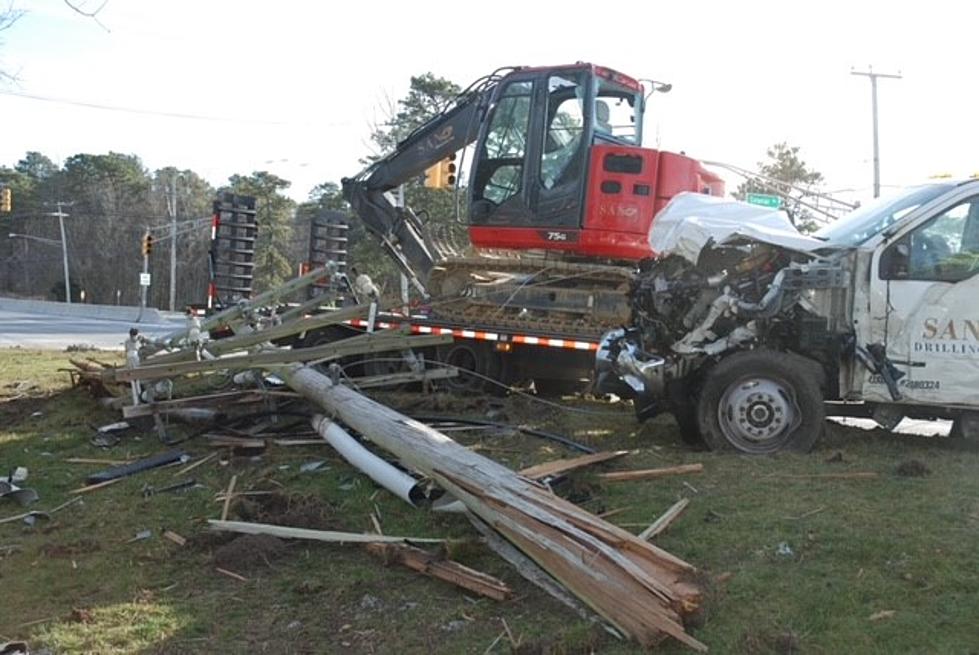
[425, 253, 635, 341]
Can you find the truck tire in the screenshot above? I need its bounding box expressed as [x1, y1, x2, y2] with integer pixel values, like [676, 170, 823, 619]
[436, 341, 505, 394]
[696, 349, 825, 454]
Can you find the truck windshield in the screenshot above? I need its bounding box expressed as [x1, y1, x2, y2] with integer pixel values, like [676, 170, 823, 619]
[814, 184, 955, 247]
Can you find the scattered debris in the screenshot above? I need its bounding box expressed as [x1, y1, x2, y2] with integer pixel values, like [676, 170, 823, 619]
[518, 450, 629, 480]
[162, 530, 187, 546]
[299, 460, 328, 473]
[142, 479, 196, 497]
[638, 498, 691, 541]
[220, 475, 238, 522]
[215, 567, 249, 582]
[208, 520, 445, 545]
[282, 364, 707, 651]
[85, 450, 188, 485]
[824, 451, 845, 464]
[599, 463, 704, 482]
[172, 452, 219, 478]
[365, 542, 513, 601]
[775, 542, 794, 558]
[70, 477, 123, 495]
[784, 506, 826, 521]
[0, 479, 38, 506]
[896, 460, 930, 477]
[127, 529, 153, 543]
[868, 610, 896, 622]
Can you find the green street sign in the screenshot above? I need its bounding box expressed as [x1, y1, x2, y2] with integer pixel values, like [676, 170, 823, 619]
[746, 193, 782, 209]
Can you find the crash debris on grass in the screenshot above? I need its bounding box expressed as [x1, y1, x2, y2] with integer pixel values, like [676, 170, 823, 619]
[52, 265, 710, 651]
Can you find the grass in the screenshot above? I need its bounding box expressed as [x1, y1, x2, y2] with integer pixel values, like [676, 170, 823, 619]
[0, 348, 977, 654]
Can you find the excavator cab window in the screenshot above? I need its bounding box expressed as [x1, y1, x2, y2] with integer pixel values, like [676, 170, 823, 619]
[472, 80, 534, 216]
[541, 74, 586, 191]
[595, 79, 640, 144]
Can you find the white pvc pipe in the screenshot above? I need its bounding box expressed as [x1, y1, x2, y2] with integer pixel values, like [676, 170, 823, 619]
[311, 414, 425, 506]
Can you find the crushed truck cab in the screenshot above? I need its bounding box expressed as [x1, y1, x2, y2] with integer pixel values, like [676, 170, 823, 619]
[596, 181, 979, 453]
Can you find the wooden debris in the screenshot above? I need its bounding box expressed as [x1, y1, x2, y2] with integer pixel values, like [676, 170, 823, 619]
[868, 610, 895, 622]
[65, 458, 133, 466]
[215, 567, 248, 582]
[519, 450, 629, 480]
[349, 367, 457, 389]
[278, 364, 707, 651]
[639, 499, 691, 541]
[208, 520, 444, 544]
[162, 530, 187, 546]
[365, 542, 513, 601]
[69, 477, 124, 494]
[272, 439, 327, 447]
[123, 390, 265, 419]
[203, 435, 266, 449]
[599, 463, 704, 482]
[220, 475, 238, 522]
[173, 452, 219, 478]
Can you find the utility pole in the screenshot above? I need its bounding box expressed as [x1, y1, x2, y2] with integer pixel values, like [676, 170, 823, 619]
[165, 174, 180, 312]
[851, 66, 902, 198]
[52, 202, 72, 304]
[138, 228, 151, 322]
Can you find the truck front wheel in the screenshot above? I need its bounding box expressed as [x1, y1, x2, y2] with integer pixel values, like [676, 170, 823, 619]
[696, 349, 825, 454]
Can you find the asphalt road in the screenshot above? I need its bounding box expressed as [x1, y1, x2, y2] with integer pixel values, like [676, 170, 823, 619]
[0, 309, 182, 350]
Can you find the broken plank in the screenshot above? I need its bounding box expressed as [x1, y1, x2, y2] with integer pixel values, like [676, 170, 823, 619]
[220, 475, 238, 522]
[162, 530, 187, 546]
[173, 452, 220, 478]
[208, 520, 444, 544]
[365, 542, 512, 601]
[519, 450, 629, 480]
[599, 463, 704, 482]
[70, 477, 124, 494]
[638, 499, 690, 541]
[123, 391, 266, 418]
[65, 458, 134, 466]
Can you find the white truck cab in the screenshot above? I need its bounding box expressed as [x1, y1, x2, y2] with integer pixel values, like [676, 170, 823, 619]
[597, 182, 979, 453]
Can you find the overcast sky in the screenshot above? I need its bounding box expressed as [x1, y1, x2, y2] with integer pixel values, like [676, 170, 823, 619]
[1, 0, 975, 203]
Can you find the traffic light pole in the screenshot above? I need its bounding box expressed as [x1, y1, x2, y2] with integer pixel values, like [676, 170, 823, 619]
[137, 229, 150, 322]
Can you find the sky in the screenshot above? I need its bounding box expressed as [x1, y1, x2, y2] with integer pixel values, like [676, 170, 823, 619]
[0, 0, 976, 203]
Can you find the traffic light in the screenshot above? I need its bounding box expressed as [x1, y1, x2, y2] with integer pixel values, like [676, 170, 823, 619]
[0, 188, 11, 213]
[142, 233, 154, 256]
[423, 153, 457, 189]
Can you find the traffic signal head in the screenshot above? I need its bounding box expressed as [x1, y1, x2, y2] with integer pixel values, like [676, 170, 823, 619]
[142, 234, 154, 256]
[423, 154, 458, 190]
[0, 188, 11, 213]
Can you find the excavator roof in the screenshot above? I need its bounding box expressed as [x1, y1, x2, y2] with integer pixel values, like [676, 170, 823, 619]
[511, 63, 643, 92]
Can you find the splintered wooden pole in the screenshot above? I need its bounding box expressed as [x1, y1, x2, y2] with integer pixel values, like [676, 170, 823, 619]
[365, 542, 512, 601]
[277, 363, 706, 651]
[639, 499, 691, 541]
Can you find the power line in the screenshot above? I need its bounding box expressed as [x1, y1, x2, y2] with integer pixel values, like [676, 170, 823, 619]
[0, 88, 294, 125]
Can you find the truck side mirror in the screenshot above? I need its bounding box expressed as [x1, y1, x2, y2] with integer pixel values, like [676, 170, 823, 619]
[881, 240, 910, 279]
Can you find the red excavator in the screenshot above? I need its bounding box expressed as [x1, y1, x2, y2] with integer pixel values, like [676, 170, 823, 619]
[339, 63, 724, 385]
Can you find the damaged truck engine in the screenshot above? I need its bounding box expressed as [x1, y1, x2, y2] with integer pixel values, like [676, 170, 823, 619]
[597, 185, 979, 453]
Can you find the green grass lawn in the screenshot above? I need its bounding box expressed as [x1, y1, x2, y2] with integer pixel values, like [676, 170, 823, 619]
[0, 349, 977, 654]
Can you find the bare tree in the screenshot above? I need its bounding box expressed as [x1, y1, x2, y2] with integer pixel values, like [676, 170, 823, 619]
[0, 2, 25, 83]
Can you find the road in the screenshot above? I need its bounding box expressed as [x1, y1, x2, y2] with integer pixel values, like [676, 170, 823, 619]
[0, 309, 183, 350]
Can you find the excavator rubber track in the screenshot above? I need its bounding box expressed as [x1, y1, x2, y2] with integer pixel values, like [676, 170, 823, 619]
[425, 253, 634, 340]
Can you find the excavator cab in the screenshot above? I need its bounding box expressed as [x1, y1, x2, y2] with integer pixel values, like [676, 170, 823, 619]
[469, 64, 643, 234]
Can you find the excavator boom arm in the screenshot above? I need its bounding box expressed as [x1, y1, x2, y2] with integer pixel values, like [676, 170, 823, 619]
[341, 76, 504, 293]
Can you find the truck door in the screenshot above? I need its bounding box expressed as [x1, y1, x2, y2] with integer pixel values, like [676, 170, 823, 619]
[868, 190, 979, 405]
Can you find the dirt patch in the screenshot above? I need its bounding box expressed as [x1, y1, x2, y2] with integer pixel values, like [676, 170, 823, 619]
[239, 491, 339, 530]
[213, 534, 287, 571]
[896, 459, 931, 477]
[39, 538, 101, 559]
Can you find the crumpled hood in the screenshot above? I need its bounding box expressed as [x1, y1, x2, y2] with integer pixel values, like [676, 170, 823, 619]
[648, 192, 832, 263]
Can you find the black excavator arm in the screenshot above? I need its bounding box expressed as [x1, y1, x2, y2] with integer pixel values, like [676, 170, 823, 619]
[341, 70, 512, 295]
